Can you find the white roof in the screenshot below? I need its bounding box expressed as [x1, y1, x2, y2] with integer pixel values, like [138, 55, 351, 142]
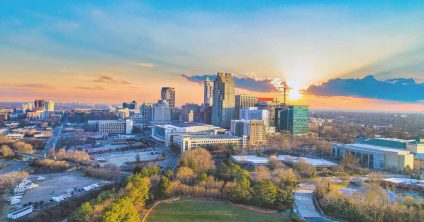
[277, 155, 337, 167]
[231, 155, 269, 164]
[231, 155, 337, 167]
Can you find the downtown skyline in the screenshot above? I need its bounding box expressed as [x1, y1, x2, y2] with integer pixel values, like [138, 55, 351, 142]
[1, 0, 424, 112]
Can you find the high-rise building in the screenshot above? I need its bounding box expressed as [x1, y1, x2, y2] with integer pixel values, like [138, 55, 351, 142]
[161, 87, 176, 108]
[115, 108, 130, 119]
[152, 100, 172, 124]
[45, 101, 55, 112]
[257, 100, 284, 127]
[123, 100, 137, 110]
[235, 95, 258, 119]
[201, 105, 212, 124]
[21, 103, 33, 113]
[140, 103, 154, 127]
[275, 105, 309, 135]
[212, 72, 235, 129]
[204, 77, 213, 106]
[182, 103, 201, 122]
[231, 119, 266, 147]
[240, 107, 269, 126]
[34, 99, 45, 111]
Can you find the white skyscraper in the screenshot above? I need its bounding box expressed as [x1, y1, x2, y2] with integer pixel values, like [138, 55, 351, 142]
[204, 77, 213, 106]
[152, 100, 172, 124]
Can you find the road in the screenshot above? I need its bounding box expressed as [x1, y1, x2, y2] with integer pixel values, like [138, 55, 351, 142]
[158, 146, 178, 171]
[0, 160, 28, 174]
[44, 124, 63, 155]
[294, 182, 333, 222]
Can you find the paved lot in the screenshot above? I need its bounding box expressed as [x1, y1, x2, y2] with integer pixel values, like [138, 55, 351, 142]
[21, 172, 101, 203]
[93, 149, 162, 167]
[0, 160, 28, 174]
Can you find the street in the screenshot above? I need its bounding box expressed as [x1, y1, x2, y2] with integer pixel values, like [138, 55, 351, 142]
[43, 124, 63, 155]
[294, 182, 333, 222]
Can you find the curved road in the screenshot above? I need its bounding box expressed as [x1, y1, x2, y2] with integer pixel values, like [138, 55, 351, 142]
[294, 182, 333, 222]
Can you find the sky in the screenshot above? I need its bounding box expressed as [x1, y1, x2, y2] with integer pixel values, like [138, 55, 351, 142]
[0, 0, 423, 112]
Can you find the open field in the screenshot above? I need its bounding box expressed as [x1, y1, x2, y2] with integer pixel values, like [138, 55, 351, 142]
[146, 199, 288, 222]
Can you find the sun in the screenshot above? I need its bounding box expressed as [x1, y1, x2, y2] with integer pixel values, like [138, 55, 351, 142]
[288, 88, 303, 101]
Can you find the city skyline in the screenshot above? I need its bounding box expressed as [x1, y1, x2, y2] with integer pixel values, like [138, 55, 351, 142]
[1, 1, 424, 112]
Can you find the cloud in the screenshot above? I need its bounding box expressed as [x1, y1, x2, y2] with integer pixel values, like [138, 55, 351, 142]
[75, 85, 105, 90]
[13, 83, 55, 89]
[182, 74, 280, 93]
[93, 75, 130, 85]
[129, 62, 155, 68]
[306, 75, 424, 102]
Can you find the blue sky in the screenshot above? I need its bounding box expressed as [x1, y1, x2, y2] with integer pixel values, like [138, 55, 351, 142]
[0, 0, 423, 110]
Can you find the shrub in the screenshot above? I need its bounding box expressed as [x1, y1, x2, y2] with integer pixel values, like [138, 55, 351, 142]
[32, 159, 69, 172]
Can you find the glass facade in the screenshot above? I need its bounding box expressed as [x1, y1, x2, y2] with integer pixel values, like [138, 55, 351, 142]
[276, 105, 309, 135]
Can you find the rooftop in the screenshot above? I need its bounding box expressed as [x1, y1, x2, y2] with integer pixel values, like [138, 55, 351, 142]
[186, 134, 243, 139]
[344, 143, 411, 154]
[358, 137, 415, 149]
[231, 155, 337, 167]
[171, 122, 211, 128]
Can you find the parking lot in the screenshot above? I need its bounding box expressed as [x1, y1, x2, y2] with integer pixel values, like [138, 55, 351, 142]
[92, 149, 163, 167]
[21, 172, 102, 203]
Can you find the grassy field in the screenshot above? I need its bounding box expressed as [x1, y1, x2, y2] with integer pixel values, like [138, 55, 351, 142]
[146, 199, 289, 222]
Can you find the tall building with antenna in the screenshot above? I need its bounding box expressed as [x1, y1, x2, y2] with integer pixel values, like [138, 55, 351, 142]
[204, 77, 213, 106]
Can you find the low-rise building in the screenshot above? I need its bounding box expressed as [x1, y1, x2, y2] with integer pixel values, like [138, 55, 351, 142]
[88, 119, 133, 135]
[332, 137, 424, 172]
[151, 122, 226, 146]
[174, 134, 247, 153]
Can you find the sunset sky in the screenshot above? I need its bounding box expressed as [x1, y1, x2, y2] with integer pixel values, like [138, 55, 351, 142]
[0, 0, 423, 112]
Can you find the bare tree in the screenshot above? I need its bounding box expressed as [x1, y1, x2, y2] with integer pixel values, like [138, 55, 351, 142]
[180, 148, 215, 174]
[1, 145, 13, 158]
[253, 166, 272, 181]
[12, 142, 34, 154]
[0, 171, 29, 190]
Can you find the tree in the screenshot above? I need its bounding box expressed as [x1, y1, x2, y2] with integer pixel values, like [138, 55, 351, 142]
[341, 152, 360, 171]
[268, 155, 284, 170]
[230, 174, 251, 202]
[180, 148, 215, 174]
[0, 171, 29, 190]
[68, 202, 93, 222]
[1, 145, 13, 158]
[294, 158, 316, 178]
[156, 176, 171, 198]
[273, 168, 298, 190]
[403, 165, 413, 175]
[127, 175, 150, 209]
[170, 142, 181, 153]
[176, 166, 195, 184]
[12, 142, 34, 154]
[0, 136, 12, 145]
[251, 180, 278, 207]
[134, 165, 160, 177]
[274, 188, 294, 210]
[253, 166, 271, 181]
[103, 197, 138, 222]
